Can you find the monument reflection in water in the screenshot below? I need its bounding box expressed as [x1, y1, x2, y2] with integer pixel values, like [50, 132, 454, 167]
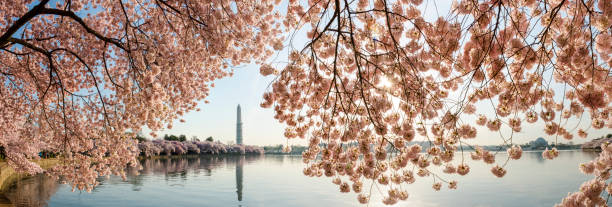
[236, 156, 244, 202]
[3, 155, 256, 207]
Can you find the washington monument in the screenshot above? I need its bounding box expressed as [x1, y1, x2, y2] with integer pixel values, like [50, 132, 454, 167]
[236, 104, 243, 145]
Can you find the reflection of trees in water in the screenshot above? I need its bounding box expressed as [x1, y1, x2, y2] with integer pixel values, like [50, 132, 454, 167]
[577, 151, 599, 159]
[264, 155, 304, 165]
[523, 150, 600, 164]
[3, 175, 59, 207]
[125, 155, 261, 196]
[129, 155, 260, 176]
[3, 155, 263, 205]
[266, 154, 286, 164]
[524, 151, 546, 163]
[129, 155, 256, 202]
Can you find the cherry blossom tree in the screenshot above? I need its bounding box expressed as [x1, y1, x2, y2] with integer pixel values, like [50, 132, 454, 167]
[262, 0, 611, 206]
[0, 0, 281, 191]
[137, 139, 263, 157]
[2, 0, 612, 206]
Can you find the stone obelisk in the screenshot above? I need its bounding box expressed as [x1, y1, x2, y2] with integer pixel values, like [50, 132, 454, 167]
[236, 104, 243, 145]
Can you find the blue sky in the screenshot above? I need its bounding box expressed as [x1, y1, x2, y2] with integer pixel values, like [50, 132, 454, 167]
[141, 64, 287, 146]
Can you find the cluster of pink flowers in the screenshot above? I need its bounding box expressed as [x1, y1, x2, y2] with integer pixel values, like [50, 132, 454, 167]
[507, 145, 523, 160]
[542, 148, 560, 160]
[1, 0, 283, 192]
[556, 143, 612, 207]
[490, 166, 507, 178]
[267, 0, 611, 205]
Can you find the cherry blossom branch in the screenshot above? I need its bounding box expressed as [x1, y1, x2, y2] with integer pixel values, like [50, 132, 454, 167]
[0, 0, 50, 48]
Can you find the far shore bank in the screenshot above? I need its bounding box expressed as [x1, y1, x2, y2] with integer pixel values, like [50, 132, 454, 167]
[139, 153, 264, 160]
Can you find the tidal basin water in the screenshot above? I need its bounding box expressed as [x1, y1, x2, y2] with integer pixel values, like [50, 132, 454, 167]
[3, 151, 602, 207]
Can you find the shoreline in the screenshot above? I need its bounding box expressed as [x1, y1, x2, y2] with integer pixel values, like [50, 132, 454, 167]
[139, 153, 264, 160]
[0, 159, 58, 206]
[0, 159, 58, 192]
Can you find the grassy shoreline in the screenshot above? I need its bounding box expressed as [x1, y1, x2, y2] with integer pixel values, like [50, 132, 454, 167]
[0, 159, 58, 206]
[0, 159, 58, 192]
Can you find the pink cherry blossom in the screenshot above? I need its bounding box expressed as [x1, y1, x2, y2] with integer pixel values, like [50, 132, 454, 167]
[507, 145, 523, 160]
[449, 181, 458, 189]
[542, 148, 560, 160]
[490, 166, 507, 178]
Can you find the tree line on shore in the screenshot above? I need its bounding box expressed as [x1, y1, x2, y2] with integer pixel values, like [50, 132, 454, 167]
[136, 134, 263, 157]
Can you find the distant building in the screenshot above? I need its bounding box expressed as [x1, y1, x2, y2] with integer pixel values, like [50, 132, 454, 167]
[529, 137, 548, 149]
[236, 105, 243, 145]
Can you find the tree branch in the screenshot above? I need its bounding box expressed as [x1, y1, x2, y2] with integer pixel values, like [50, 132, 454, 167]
[38, 8, 126, 50]
[0, 0, 50, 48]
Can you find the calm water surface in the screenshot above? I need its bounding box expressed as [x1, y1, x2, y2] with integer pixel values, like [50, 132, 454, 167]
[3, 151, 601, 207]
